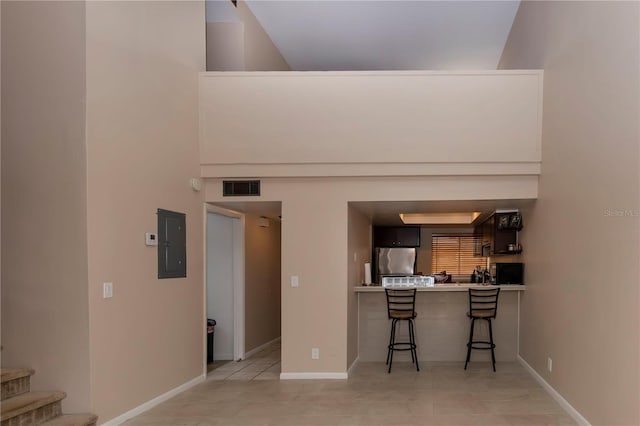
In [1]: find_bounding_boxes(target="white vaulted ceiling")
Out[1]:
[244,0,521,71]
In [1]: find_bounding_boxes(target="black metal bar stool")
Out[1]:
[464,287,500,372]
[385,287,419,373]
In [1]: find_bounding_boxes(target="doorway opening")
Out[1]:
[204,202,282,377]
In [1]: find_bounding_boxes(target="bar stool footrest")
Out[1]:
[388,342,417,351]
[468,340,495,350]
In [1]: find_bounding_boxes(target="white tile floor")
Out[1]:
[207,341,281,381]
[125,340,576,425]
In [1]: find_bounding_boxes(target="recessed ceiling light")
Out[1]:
[399,212,482,225]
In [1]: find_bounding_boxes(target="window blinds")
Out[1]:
[431,235,486,275]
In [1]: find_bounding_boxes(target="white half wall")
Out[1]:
[199,70,542,177]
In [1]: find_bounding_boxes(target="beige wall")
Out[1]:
[235,0,290,71]
[206,22,244,71]
[206,176,538,374]
[244,213,281,352]
[85,1,205,422]
[205,0,289,71]
[0,2,2,367]
[347,205,372,368]
[500,2,640,424]
[199,71,542,177]
[281,195,348,373]
[1,1,90,412]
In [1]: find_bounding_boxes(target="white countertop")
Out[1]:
[354,284,526,292]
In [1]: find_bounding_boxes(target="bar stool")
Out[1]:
[464,287,500,372]
[385,287,419,373]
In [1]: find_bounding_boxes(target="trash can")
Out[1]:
[207,319,216,363]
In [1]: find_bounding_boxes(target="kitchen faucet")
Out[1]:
[475,265,492,285]
[482,268,492,285]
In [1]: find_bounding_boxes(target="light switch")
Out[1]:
[291,275,299,288]
[103,282,113,299]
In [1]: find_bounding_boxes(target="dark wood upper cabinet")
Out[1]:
[373,226,421,248]
[474,212,522,256]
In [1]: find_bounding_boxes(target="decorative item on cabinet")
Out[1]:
[497,212,523,231]
[497,215,509,230]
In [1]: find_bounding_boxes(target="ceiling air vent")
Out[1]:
[223,180,260,196]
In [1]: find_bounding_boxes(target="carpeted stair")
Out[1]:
[0,368,97,426]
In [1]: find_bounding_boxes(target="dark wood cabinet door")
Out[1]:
[373,227,395,247]
[373,226,420,247]
[395,226,420,247]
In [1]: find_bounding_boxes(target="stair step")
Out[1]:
[0,368,35,383]
[0,391,65,425]
[1,368,35,400]
[41,414,98,426]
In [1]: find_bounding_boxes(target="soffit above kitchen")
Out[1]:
[208,200,533,226]
[351,199,535,226]
[243,0,521,71]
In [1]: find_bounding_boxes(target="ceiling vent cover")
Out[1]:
[223,180,260,196]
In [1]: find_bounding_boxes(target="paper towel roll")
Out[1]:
[364,262,372,285]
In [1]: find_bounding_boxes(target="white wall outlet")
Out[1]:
[291,275,299,288]
[547,357,553,372]
[103,282,113,299]
[311,348,319,360]
[353,252,357,263]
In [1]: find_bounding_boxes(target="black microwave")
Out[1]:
[495,263,524,285]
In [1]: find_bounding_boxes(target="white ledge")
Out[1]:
[200,162,541,179]
[355,284,526,292]
[200,70,543,78]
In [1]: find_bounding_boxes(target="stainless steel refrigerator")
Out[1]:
[376,247,417,282]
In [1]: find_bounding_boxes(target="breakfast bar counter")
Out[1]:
[355,284,525,363]
[355,284,526,292]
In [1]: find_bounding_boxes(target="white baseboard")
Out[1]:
[280,372,348,380]
[347,356,360,377]
[518,355,591,426]
[101,374,206,426]
[244,336,281,359]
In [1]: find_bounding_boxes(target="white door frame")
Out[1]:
[204,203,245,369]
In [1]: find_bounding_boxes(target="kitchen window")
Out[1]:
[431,234,486,275]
